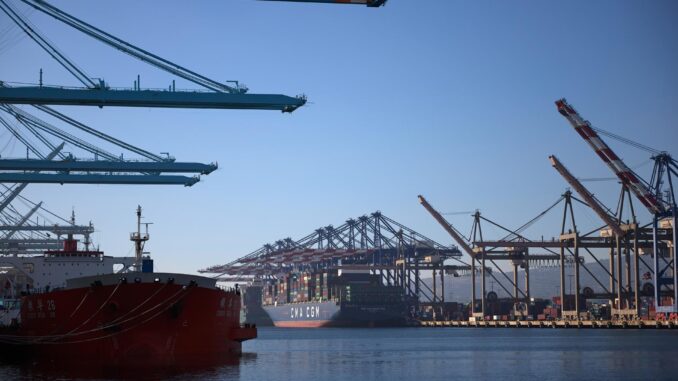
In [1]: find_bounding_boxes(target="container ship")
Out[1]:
[258,269,411,327]
[0,208,256,371]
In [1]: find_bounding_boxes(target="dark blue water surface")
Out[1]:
[2,327,677,380]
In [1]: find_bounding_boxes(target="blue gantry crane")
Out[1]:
[200,211,462,304]
[0,0,306,112]
[0,192,96,254]
[0,0,309,260]
[0,100,217,185]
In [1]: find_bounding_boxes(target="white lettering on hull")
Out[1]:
[289,305,321,319]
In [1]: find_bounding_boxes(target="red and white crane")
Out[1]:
[549,155,625,237]
[556,98,677,314]
[555,99,665,215]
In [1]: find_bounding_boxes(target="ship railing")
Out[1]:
[216,285,239,292]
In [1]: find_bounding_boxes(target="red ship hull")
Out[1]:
[0,273,256,372]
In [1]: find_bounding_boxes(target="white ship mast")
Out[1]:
[130,206,150,271]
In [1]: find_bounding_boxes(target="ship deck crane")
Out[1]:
[0,0,306,112]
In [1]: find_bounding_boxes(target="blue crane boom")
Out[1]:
[0,239,60,244]
[0,173,201,186]
[0,159,217,174]
[0,106,216,185]
[0,85,306,112]
[18,0,238,94]
[0,143,64,212]
[31,103,166,162]
[2,201,41,239]
[0,224,93,234]
[0,103,217,185]
[1,104,119,161]
[0,0,306,112]
[0,240,62,253]
[0,115,46,159]
[0,93,168,162]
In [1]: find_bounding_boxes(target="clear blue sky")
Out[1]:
[1,0,677,274]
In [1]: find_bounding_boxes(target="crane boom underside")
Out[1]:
[0,173,200,186]
[549,155,624,237]
[0,87,306,112]
[0,160,217,174]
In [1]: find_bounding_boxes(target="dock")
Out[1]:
[417,319,678,329]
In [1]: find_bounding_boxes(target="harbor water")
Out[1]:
[1,327,677,380]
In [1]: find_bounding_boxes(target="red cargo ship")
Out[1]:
[0,208,256,372]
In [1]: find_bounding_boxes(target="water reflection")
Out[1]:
[2,328,678,381]
[0,352,258,380]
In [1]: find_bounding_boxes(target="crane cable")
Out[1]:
[0,6,33,54]
[499,196,564,241]
[592,126,661,155]
[0,0,96,88]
